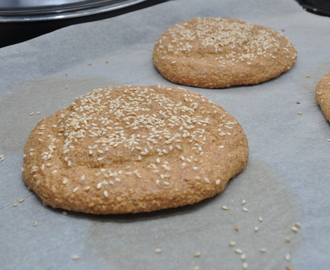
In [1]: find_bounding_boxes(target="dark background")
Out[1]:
[0,0,168,48]
[0,0,329,49]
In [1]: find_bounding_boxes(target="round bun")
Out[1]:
[153,17,297,89]
[22,85,248,214]
[316,72,330,121]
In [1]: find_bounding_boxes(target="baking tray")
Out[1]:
[0,0,148,22]
[297,0,330,16]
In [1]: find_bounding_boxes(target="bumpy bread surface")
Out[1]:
[316,72,330,121]
[153,17,297,89]
[22,85,248,214]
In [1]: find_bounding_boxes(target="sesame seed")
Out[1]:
[222,205,228,210]
[286,267,294,270]
[235,225,239,231]
[297,111,302,115]
[242,207,249,212]
[32,222,38,227]
[241,253,246,260]
[155,248,162,253]
[241,199,246,205]
[63,178,69,184]
[12,203,18,207]
[72,255,80,260]
[235,249,243,254]
[63,211,68,215]
[18,199,25,203]
[294,222,301,228]
[259,216,263,222]
[286,237,291,243]
[229,241,236,246]
[194,252,201,257]
[254,227,259,232]
[259,248,266,253]
[291,226,298,233]
[285,253,290,261]
[242,262,248,269]
[216,179,221,185]
[103,190,109,197]
[73,187,78,193]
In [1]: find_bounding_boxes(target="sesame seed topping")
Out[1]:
[242,262,248,269]
[72,255,80,260]
[229,241,236,246]
[235,249,243,254]
[103,190,109,197]
[32,222,38,227]
[222,205,228,210]
[259,216,263,222]
[18,199,25,203]
[63,178,69,184]
[242,207,249,212]
[259,248,266,253]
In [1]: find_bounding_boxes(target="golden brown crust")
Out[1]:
[152,17,297,89]
[316,72,330,121]
[22,85,248,214]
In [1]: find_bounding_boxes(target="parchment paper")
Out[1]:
[1,0,330,269]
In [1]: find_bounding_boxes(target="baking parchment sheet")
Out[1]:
[1,0,330,269]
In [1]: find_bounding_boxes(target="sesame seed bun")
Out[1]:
[152,17,297,88]
[22,85,248,214]
[316,72,330,122]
